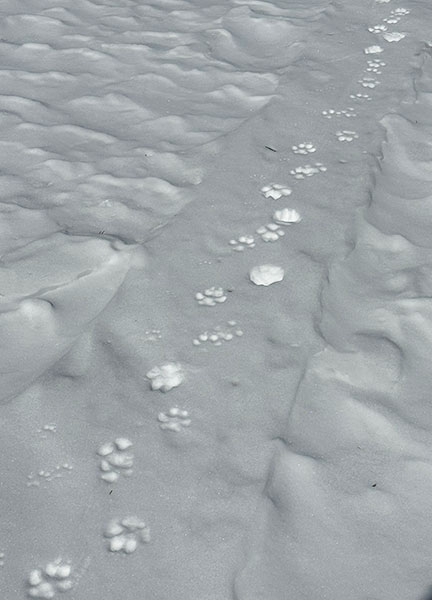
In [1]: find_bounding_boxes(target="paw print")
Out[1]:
[158,408,191,432]
[358,76,380,88]
[104,516,151,554]
[193,320,243,347]
[144,329,162,342]
[27,463,73,488]
[336,130,359,142]
[229,235,255,252]
[368,24,387,33]
[97,438,134,483]
[273,208,302,224]
[322,108,357,119]
[256,223,285,242]
[195,287,227,306]
[291,143,316,155]
[146,363,184,392]
[364,45,383,54]
[260,183,292,200]
[27,559,73,598]
[37,423,57,435]
[392,7,410,16]
[249,264,285,286]
[290,163,327,179]
[366,59,386,73]
[383,16,400,24]
[349,92,371,101]
[382,31,406,42]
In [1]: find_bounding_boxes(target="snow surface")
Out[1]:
[1,0,432,599]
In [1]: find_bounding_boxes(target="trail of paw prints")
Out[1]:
[322,107,357,119]
[195,286,227,306]
[291,142,316,155]
[368,7,409,41]
[27,463,73,488]
[383,7,410,25]
[97,438,134,483]
[158,408,191,432]
[104,516,151,554]
[369,23,406,41]
[193,320,243,347]
[336,130,359,142]
[228,207,302,252]
[290,163,327,179]
[27,559,74,598]
[227,208,301,252]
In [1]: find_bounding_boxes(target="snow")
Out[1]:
[1,0,432,599]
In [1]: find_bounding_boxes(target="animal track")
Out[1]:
[158,408,191,432]
[250,264,285,286]
[368,24,387,33]
[364,45,384,54]
[336,130,359,142]
[291,143,316,155]
[37,424,57,435]
[27,463,73,487]
[366,59,386,73]
[27,559,74,598]
[349,92,372,101]
[104,516,151,554]
[383,16,400,24]
[229,235,255,252]
[260,183,292,200]
[147,363,185,392]
[193,320,243,347]
[273,208,302,224]
[195,287,227,306]
[392,7,409,16]
[143,329,162,342]
[256,223,286,242]
[358,76,380,88]
[322,107,356,119]
[290,163,327,179]
[97,438,134,483]
[382,31,406,42]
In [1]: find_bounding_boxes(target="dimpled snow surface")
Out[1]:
[1,0,432,599]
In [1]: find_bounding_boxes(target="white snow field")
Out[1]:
[1,0,432,599]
